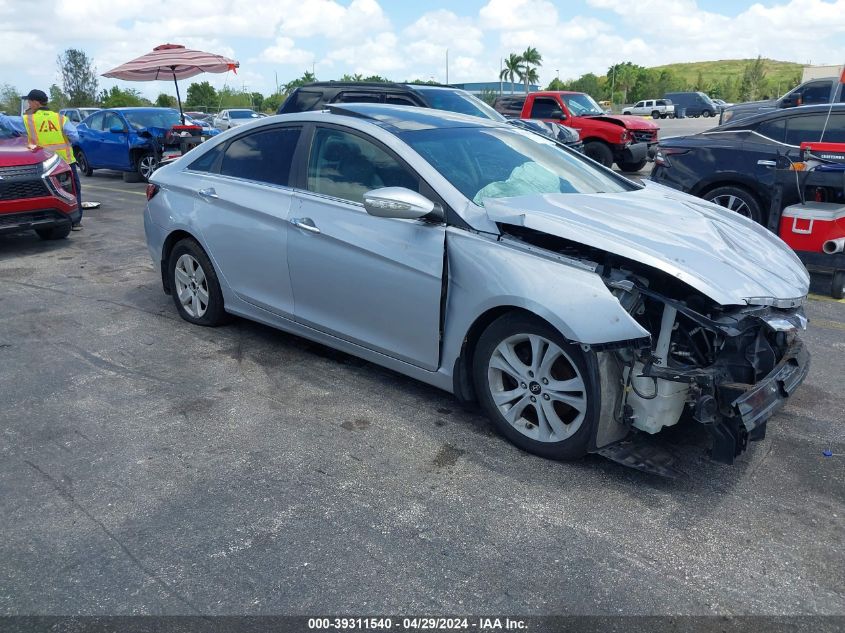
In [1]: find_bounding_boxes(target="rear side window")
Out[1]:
[756,118,786,143]
[335,92,383,104]
[281,90,323,113]
[220,127,302,186]
[785,114,845,145]
[385,95,417,106]
[188,144,224,173]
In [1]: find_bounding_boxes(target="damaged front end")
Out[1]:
[607,275,809,464]
[499,223,810,465]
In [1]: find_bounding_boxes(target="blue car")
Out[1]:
[74,107,191,182]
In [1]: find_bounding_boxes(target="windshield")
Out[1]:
[401,126,634,205]
[416,88,506,122]
[124,109,181,130]
[230,110,259,119]
[560,93,604,116]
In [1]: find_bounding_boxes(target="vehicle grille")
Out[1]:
[0,209,69,229]
[632,130,657,144]
[0,179,50,201]
[0,164,40,179]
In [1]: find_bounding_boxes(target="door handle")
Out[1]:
[291,217,321,234]
[198,187,218,199]
[757,160,777,167]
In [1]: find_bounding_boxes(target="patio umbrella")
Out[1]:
[102,44,239,123]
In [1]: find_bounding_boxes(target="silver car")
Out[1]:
[144,104,810,466]
[212,108,261,130]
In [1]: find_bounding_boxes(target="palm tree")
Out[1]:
[499,53,523,94]
[520,47,543,94]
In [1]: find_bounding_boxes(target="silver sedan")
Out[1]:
[145,104,810,466]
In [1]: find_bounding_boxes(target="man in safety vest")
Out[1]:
[0,89,83,229]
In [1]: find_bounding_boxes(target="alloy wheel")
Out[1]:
[486,333,587,443]
[174,254,209,318]
[711,193,752,218]
[139,155,157,180]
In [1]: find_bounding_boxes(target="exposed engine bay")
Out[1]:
[500,225,810,464]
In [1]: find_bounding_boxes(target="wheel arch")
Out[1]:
[160,229,200,294]
[692,176,768,207]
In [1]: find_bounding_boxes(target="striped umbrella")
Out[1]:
[102,44,239,122]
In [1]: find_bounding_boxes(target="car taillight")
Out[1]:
[653,147,690,168]
[146,183,160,200]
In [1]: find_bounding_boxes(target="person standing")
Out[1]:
[0,89,84,229]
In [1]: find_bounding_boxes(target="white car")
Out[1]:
[623,99,675,119]
[212,109,261,130]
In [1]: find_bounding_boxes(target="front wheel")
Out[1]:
[703,185,763,224]
[583,141,613,168]
[168,238,230,326]
[35,224,72,240]
[473,314,597,461]
[75,149,93,177]
[617,158,648,173]
[137,153,157,182]
[702,110,712,118]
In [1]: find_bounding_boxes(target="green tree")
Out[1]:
[739,56,767,101]
[499,53,523,94]
[340,73,365,82]
[263,92,286,113]
[57,48,98,106]
[607,62,640,104]
[155,93,177,107]
[546,78,565,91]
[217,87,252,108]
[99,86,146,107]
[520,47,542,94]
[569,72,601,98]
[0,83,20,114]
[49,84,68,109]
[250,92,264,111]
[284,70,317,93]
[185,81,218,110]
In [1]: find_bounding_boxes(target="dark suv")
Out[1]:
[277,82,583,151]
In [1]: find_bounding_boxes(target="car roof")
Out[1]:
[110,107,178,113]
[716,103,845,130]
[323,103,506,133]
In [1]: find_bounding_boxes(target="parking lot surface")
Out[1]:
[1,169,843,616]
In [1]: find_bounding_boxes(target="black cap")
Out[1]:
[24,89,49,103]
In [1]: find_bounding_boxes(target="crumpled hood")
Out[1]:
[584,114,659,130]
[483,182,809,307]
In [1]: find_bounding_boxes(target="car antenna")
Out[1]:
[819,63,845,142]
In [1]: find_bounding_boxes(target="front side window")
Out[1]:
[416,88,504,122]
[560,93,604,115]
[307,127,418,204]
[86,112,105,131]
[785,114,845,145]
[401,126,634,205]
[219,127,301,186]
[102,112,124,132]
[801,82,832,105]
[529,97,563,119]
[756,118,786,143]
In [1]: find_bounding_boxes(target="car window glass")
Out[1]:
[336,93,383,104]
[801,82,832,105]
[307,127,418,204]
[188,143,224,173]
[65,110,81,122]
[385,95,417,106]
[785,114,845,145]
[220,127,302,186]
[756,118,786,143]
[86,112,105,131]
[635,102,644,108]
[102,112,123,131]
[290,90,323,111]
[529,97,562,119]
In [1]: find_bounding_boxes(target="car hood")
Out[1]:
[0,136,51,167]
[483,181,809,307]
[582,114,659,130]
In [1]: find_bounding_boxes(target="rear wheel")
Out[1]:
[35,224,72,240]
[702,110,712,118]
[473,314,597,460]
[75,149,93,177]
[584,141,613,168]
[832,271,845,300]
[703,185,763,224]
[168,238,230,326]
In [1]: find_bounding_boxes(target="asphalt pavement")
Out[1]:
[0,168,843,618]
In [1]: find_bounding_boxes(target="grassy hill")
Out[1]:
[651,59,803,94]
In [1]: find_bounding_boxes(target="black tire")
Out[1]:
[660,113,668,119]
[622,110,631,116]
[472,313,598,461]
[703,185,764,224]
[584,141,613,168]
[75,149,93,176]
[137,152,157,182]
[832,271,845,300]
[651,110,660,119]
[35,224,72,240]
[167,238,230,326]
[702,110,712,118]
[617,158,648,173]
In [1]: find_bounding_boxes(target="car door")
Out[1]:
[77,111,107,167]
[287,125,446,370]
[100,111,131,169]
[190,125,304,316]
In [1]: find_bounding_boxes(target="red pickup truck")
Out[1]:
[493,91,660,172]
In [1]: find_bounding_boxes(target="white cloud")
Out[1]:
[255,37,314,66]
[480,0,559,30]
[324,32,407,78]
[278,0,391,41]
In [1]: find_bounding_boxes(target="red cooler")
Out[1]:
[778,202,845,253]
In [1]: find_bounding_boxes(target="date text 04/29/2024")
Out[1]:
[307,617,528,630]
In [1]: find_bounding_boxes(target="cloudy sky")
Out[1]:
[1,0,844,99]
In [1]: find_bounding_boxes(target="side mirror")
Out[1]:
[781,93,801,108]
[109,125,126,134]
[363,187,443,221]
[551,109,565,119]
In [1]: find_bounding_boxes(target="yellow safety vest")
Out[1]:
[23,110,75,164]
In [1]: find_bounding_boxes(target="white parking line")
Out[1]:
[83,184,146,197]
